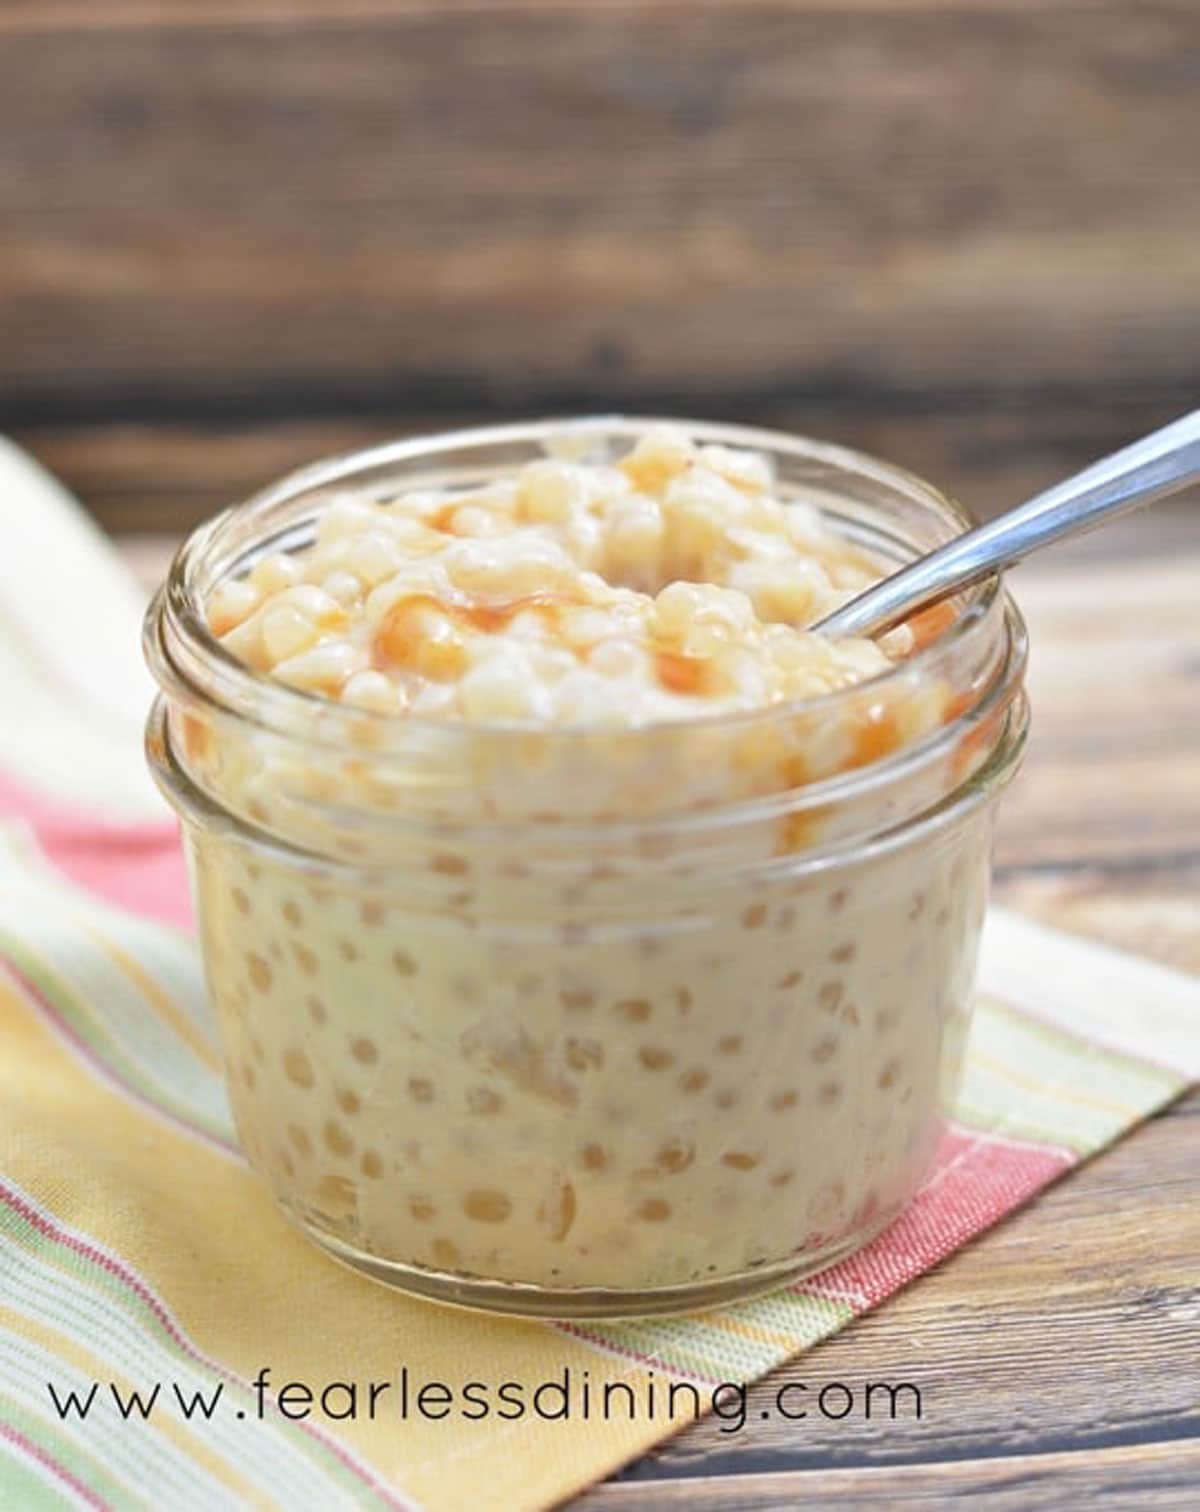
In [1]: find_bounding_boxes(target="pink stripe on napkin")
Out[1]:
[0,769,190,929]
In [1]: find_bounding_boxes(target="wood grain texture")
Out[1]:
[118,516,1200,1508]
[13,392,1198,536]
[2,0,1197,466]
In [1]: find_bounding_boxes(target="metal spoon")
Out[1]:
[813,409,1200,640]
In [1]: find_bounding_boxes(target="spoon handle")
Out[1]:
[814,408,1200,640]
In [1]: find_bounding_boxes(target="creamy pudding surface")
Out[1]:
[208,425,937,729]
[161,423,1010,1315]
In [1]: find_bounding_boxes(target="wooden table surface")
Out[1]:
[118,495,1200,1510]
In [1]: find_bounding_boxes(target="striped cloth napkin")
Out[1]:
[1,441,1197,1511]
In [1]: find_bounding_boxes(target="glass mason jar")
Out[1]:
[144,418,1028,1319]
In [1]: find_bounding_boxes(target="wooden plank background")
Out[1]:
[4,0,1198,532]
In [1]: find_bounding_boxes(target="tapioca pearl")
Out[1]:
[306,994,327,1027]
[351,1036,379,1066]
[818,980,844,1013]
[542,1180,577,1242]
[431,852,471,878]
[615,998,652,1023]
[580,1143,609,1172]
[283,1047,315,1089]
[323,1119,355,1158]
[655,1140,694,1173]
[408,1077,435,1104]
[292,942,320,978]
[777,969,804,991]
[811,1035,838,1064]
[636,1198,671,1222]
[431,1237,461,1269]
[770,1089,798,1111]
[315,1172,356,1214]
[360,1149,384,1180]
[565,1038,604,1071]
[839,1001,861,1028]
[878,1058,902,1090]
[463,1189,512,1223]
[336,1087,362,1117]
[392,949,418,977]
[935,904,952,928]
[679,1068,710,1094]
[818,1080,842,1106]
[560,988,594,1013]
[717,1035,742,1056]
[408,1196,436,1222]
[287,1123,313,1157]
[280,898,304,928]
[830,941,856,964]
[247,954,272,993]
[638,1046,674,1071]
[675,986,693,1015]
[909,890,927,921]
[467,1086,504,1116]
[232,887,251,916]
[722,1151,761,1171]
[768,1168,795,1188]
[741,902,768,930]
[338,939,359,963]
[714,1088,738,1110]
[829,888,849,913]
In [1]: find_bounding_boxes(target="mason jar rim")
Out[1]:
[146,620,1028,884]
